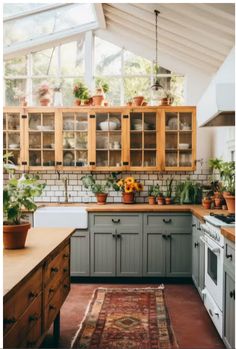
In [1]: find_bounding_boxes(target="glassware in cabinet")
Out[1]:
[3,112,21,166]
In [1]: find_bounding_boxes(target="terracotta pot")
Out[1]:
[92,95,104,106]
[96,193,108,205]
[148,196,156,205]
[142,101,148,106]
[165,197,172,205]
[202,198,211,210]
[127,101,132,106]
[160,98,169,106]
[40,98,50,106]
[224,195,235,214]
[75,99,81,106]
[223,191,231,199]
[157,197,165,205]
[3,222,31,249]
[83,99,91,106]
[122,192,135,204]
[133,96,144,106]
[214,197,222,209]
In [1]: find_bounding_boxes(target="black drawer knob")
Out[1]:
[194,242,199,248]
[63,253,69,259]
[29,314,39,322]
[163,218,172,224]
[162,234,167,239]
[192,224,196,227]
[28,291,38,299]
[49,305,57,311]
[49,288,55,294]
[112,219,120,224]
[51,267,59,273]
[226,253,233,260]
[230,290,235,299]
[4,317,16,325]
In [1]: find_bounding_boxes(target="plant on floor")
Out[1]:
[148,184,160,204]
[3,155,46,249]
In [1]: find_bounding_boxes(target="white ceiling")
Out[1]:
[96,3,235,76]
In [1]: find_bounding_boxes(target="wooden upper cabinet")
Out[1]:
[162,107,196,171]
[3,106,196,172]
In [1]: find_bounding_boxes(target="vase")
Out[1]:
[122,192,135,204]
[3,221,31,249]
[157,197,165,205]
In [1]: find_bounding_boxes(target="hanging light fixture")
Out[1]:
[151,10,163,91]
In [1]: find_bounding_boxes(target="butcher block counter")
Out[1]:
[3,227,75,348]
[221,227,235,243]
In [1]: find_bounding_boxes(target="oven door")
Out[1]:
[204,235,223,311]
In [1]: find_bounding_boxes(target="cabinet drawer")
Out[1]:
[19,319,41,348]
[144,214,192,232]
[91,213,141,228]
[44,243,70,285]
[224,239,235,272]
[4,294,42,348]
[44,266,69,306]
[44,276,70,332]
[4,267,42,334]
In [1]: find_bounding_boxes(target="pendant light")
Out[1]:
[151,10,163,91]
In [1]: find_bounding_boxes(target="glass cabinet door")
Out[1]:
[3,111,22,166]
[62,112,88,167]
[28,112,55,167]
[95,112,122,168]
[130,111,158,169]
[164,111,193,169]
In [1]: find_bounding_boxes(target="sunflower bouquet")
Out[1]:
[116,176,143,193]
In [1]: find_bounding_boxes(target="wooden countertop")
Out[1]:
[221,227,235,243]
[3,227,75,298]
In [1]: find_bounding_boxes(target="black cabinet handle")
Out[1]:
[230,290,235,299]
[163,218,172,224]
[162,234,167,239]
[197,227,201,231]
[192,224,196,227]
[29,314,39,322]
[56,161,62,165]
[166,235,171,239]
[49,305,57,311]
[51,267,59,273]
[49,288,55,294]
[28,291,38,299]
[194,242,199,248]
[89,162,96,165]
[4,317,16,325]
[112,219,120,224]
[116,233,121,238]
[123,162,129,165]
[226,253,233,260]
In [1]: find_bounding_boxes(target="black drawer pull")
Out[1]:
[63,253,69,259]
[192,224,196,227]
[64,284,69,289]
[4,317,16,325]
[123,162,129,165]
[29,314,39,322]
[49,305,57,311]
[112,219,120,224]
[162,234,167,239]
[163,218,172,224]
[226,253,233,260]
[166,235,171,239]
[194,242,199,248]
[56,161,62,165]
[49,288,55,294]
[89,162,96,165]
[197,227,201,231]
[116,233,121,238]
[28,291,38,299]
[51,267,59,273]
[230,290,235,299]
[63,268,68,273]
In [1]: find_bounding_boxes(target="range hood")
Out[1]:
[201,83,235,127]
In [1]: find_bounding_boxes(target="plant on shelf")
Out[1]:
[148,184,160,205]
[165,178,173,204]
[93,78,109,106]
[73,82,90,106]
[174,179,202,205]
[219,161,235,213]
[37,81,51,106]
[208,158,223,197]
[82,174,114,205]
[3,154,46,249]
[115,176,143,204]
[13,87,27,106]
[158,89,175,106]
[157,192,165,205]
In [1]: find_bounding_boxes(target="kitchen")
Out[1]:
[2,2,235,349]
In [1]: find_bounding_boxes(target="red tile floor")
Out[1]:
[42,283,225,349]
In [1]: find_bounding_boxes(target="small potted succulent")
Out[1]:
[157,192,165,205]
[82,174,113,205]
[37,81,51,106]
[73,82,90,106]
[159,89,174,106]
[115,176,143,204]
[148,184,160,205]
[202,192,212,210]
[3,154,45,249]
[165,178,173,205]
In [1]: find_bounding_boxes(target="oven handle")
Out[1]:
[200,236,207,244]
[200,234,222,253]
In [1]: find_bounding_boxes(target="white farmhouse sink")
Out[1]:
[34,206,88,229]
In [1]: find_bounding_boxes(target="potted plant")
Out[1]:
[3,156,45,249]
[208,158,223,199]
[148,184,159,205]
[82,174,113,205]
[132,95,144,106]
[73,82,90,106]
[115,176,143,204]
[174,179,202,205]
[165,178,173,205]
[202,193,212,210]
[93,79,109,106]
[157,192,165,205]
[37,81,51,106]
[13,87,27,106]
[159,89,174,106]
[220,161,235,213]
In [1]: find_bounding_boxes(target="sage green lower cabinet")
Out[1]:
[90,213,142,277]
[192,215,205,298]
[143,213,192,277]
[71,230,90,276]
[223,238,235,349]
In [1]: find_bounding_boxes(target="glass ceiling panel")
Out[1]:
[4,3,96,47]
[3,3,47,17]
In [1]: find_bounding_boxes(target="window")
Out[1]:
[3,35,184,106]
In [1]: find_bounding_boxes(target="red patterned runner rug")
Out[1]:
[71,286,179,349]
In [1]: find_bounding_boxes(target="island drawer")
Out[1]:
[44,267,70,306]
[44,243,70,285]
[4,294,42,348]
[4,267,42,335]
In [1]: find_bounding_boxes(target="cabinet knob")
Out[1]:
[116,233,121,238]
[4,317,16,325]
[28,291,38,299]
[226,253,233,260]
[163,218,172,224]
[49,305,57,311]
[112,219,120,224]
[162,234,167,239]
[51,267,59,273]
[63,268,68,273]
[166,235,171,239]
[64,284,69,289]
[192,224,196,227]
[230,290,235,299]
[29,313,39,322]
[63,253,69,259]
[194,242,199,248]
[49,288,55,294]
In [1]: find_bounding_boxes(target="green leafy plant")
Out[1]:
[95,78,109,93]
[73,82,89,100]
[166,178,173,198]
[148,184,160,197]
[220,161,235,195]
[174,179,202,204]
[82,174,115,194]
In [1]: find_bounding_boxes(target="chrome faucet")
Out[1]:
[62,175,69,203]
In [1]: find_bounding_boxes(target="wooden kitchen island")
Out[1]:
[3,227,75,348]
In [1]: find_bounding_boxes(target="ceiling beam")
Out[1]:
[104,8,225,62]
[105,22,217,74]
[109,4,233,50]
[193,3,235,22]
[94,3,106,29]
[133,4,234,43]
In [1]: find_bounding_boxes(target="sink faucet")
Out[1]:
[62,175,69,203]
